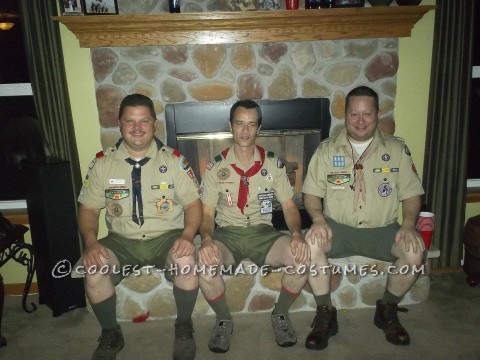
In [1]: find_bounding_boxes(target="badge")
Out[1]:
[156,199,174,215]
[109,179,125,185]
[107,202,123,216]
[105,189,130,200]
[382,167,390,173]
[378,183,393,197]
[327,173,351,185]
[382,154,390,161]
[226,193,234,206]
[391,168,399,172]
[404,145,411,156]
[217,168,230,180]
[160,182,169,189]
[179,157,191,171]
[373,168,382,173]
[206,162,214,170]
[258,192,275,201]
[412,164,418,175]
[333,156,345,167]
[159,165,167,173]
[266,174,273,181]
[261,169,268,176]
[260,200,273,214]
[331,185,345,190]
[151,185,160,189]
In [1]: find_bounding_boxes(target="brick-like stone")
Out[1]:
[184,2,203,12]
[316,40,342,60]
[260,271,283,291]
[301,79,331,98]
[147,290,178,318]
[248,293,275,311]
[359,279,387,306]
[160,79,187,102]
[120,46,161,61]
[257,63,274,76]
[119,296,145,320]
[325,62,361,87]
[130,82,158,99]
[226,0,256,10]
[344,39,378,59]
[193,44,227,78]
[117,0,157,14]
[112,63,137,85]
[268,66,296,100]
[224,274,255,312]
[153,100,164,116]
[91,48,119,83]
[330,269,343,293]
[291,43,315,75]
[337,285,357,308]
[137,61,163,83]
[331,90,346,120]
[346,272,362,285]
[96,85,126,128]
[187,81,234,101]
[379,38,398,50]
[207,0,232,11]
[121,272,162,293]
[381,80,397,97]
[221,68,236,83]
[259,43,288,64]
[231,44,256,71]
[379,116,395,135]
[379,98,394,117]
[237,74,263,100]
[365,52,399,82]
[161,45,188,65]
[168,68,198,82]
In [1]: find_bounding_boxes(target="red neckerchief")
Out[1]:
[221,146,266,214]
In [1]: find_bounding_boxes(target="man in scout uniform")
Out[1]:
[78,94,202,360]
[302,86,425,350]
[198,100,326,353]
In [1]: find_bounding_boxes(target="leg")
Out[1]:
[198,240,235,353]
[374,238,425,346]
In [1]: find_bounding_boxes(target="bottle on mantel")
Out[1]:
[305,0,320,9]
[319,0,336,7]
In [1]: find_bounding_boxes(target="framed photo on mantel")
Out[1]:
[59,0,84,15]
[81,0,119,15]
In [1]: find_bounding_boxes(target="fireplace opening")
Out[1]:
[165,98,331,230]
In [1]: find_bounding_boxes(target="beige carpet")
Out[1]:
[1,271,479,360]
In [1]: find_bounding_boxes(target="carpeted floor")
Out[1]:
[1,271,479,360]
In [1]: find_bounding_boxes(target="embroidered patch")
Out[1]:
[260,200,273,214]
[159,165,167,173]
[206,162,214,170]
[373,168,382,173]
[105,189,130,200]
[109,179,125,185]
[378,183,393,197]
[107,202,123,216]
[217,168,230,180]
[261,169,268,176]
[156,199,174,215]
[382,154,390,161]
[382,167,390,173]
[266,174,273,181]
[404,145,411,156]
[89,159,97,169]
[179,157,191,171]
[391,168,399,172]
[258,192,275,201]
[333,156,345,167]
[225,193,234,207]
[327,173,351,185]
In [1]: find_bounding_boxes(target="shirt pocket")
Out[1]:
[105,189,131,217]
[373,172,397,198]
[218,182,237,207]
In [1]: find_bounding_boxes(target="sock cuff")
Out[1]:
[281,286,300,296]
[206,292,225,302]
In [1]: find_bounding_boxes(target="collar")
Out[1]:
[224,145,263,168]
[113,137,163,161]
[332,127,386,152]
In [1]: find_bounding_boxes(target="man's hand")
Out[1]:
[198,238,220,267]
[83,242,110,268]
[305,219,332,248]
[395,224,425,254]
[289,233,310,264]
[171,236,196,258]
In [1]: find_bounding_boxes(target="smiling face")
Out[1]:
[345,95,379,143]
[118,105,157,157]
[230,106,261,149]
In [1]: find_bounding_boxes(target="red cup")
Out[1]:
[416,211,435,249]
[286,0,299,9]
[420,230,433,249]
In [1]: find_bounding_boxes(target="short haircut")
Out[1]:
[345,86,379,113]
[118,94,156,120]
[229,100,262,126]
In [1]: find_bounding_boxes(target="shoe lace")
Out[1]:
[175,321,194,341]
[273,314,291,332]
[215,321,230,339]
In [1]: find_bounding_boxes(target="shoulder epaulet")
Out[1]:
[96,150,105,159]
[267,151,275,159]
[159,145,175,154]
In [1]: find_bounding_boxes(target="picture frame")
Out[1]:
[81,0,119,15]
[59,0,84,15]
[335,0,365,7]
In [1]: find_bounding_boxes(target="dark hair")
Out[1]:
[345,86,379,113]
[118,94,156,120]
[229,100,262,126]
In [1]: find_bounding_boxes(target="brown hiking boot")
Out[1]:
[305,305,338,350]
[374,300,410,345]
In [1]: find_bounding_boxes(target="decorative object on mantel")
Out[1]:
[257,0,280,10]
[227,0,257,10]
[367,0,393,6]
[305,0,320,8]
[81,0,119,15]
[320,0,336,7]
[286,0,300,10]
[59,0,84,15]
[168,0,181,13]
[396,0,422,5]
[336,0,365,7]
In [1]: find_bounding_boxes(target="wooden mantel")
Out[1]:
[54,6,434,48]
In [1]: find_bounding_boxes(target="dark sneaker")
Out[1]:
[374,300,410,345]
[91,326,124,360]
[173,321,196,360]
[271,313,297,347]
[305,305,338,350]
[208,319,233,353]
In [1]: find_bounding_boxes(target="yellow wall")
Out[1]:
[2,3,438,284]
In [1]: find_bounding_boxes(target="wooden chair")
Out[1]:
[0,212,36,347]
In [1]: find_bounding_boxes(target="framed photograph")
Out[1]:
[59,0,84,15]
[335,0,365,7]
[81,0,119,15]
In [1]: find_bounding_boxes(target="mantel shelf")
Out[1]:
[53,5,434,48]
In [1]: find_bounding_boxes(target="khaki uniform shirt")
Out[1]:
[201,146,293,227]
[78,138,200,240]
[302,128,424,228]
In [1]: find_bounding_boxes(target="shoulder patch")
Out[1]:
[96,150,105,159]
[214,154,223,163]
[277,157,285,168]
[267,151,275,159]
[172,149,181,157]
[206,161,214,170]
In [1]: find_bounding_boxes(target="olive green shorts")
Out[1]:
[325,218,399,262]
[99,229,183,284]
[212,224,285,268]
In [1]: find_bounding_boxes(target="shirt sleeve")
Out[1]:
[172,156,201,207]
[302,146,328,198]
[78,157,107,209]
[200,163,220,207]
[396,143,425,201]
[272,160,294,204]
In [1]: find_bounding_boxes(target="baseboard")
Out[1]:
[4,282,38,296]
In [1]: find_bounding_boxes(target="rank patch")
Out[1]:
[217,168,230,180]
[261,169,268,176]
[378,183,393,197]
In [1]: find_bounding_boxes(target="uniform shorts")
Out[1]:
[213,224,286,268]
[325,218,399,262]
[98,229,183,284]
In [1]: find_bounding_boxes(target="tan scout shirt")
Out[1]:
[302,128,424,228]
[201,146,293,227]
[78,138,200,240]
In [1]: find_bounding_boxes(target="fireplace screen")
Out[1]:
[165,98,331,229]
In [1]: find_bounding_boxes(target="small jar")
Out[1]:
[319,0,336,8]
